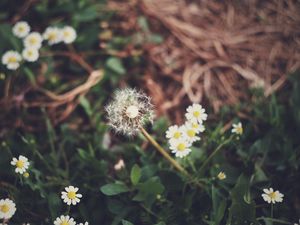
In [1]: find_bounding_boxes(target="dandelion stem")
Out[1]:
[198,136,233,176]
[140,127,190,177]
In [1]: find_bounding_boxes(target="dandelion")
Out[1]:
[1,50,22,70]
[217,171,226,180]
[181,124,200,143]
[0,198,16,219]
[23,32,43,49]
[61,186,82,205]
[185,103,207,124]
[114,159,125,171]
[169,138,192,158]
[262,188,284,204]
[43,27,62,45]
[105,88,154,136]
[53,215,76,225]
[165,125,182,140]
[61,26,77,44]
[12,21,30,38]
[22,48,39,62]
[231,122,243,135]
[10,155,30,174]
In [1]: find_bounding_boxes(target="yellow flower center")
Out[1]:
[67,191,76,199]
[29,38,37,45]
[268,192,276,199]
[236,127,243,134]
[16,160,24,168]
[193,111,200,117]
[177,143,186,151]
[0,204,9,213]
[192,123,199,129]
[61,220,69,225]
[48,33,57,41]
[187,129,195,137]
[18,27,24,32]
[173,132,181,139]
[64,31,70,37]
[8,57,17,63]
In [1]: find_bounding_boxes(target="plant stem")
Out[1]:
[198,137,233,176]
[257,217,292,225]
[271,203,274,225]
[140,127,190,177]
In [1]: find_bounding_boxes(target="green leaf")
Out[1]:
[106,57,126,75]
[130,164,141,185]
[79,96,93,117]
[100,183,129,196]
[122,220,134,225]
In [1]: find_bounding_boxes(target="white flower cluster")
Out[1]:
[1,21,77,70]
[166,103,207,158]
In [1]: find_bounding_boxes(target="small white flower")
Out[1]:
[61,26,77,44]
[43,27,62,45]
[181,124,200,143]
[261,188,284,204]
[0,198,16,219]
[185,103,207,124]
[294,219,300,225]
[217,171,226,180]
[184,121,205,134]
[169,138,192,158]
[53,215,76,225]
[78,222,88,225]
[12,21,30,38]
[231,122,243,135]
[10,155,30,174]
[105,88,154,136]
[1,50,22,70]
[22,48,39,62]
[23,32,43,49]
[114,159,125,171]
[165,125,183,140]
[61,186,82,205]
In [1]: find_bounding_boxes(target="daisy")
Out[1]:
[181,124,200,143]
[217,171,226,180]
[78,222,88,225]
[43,27,62,45]
[61,186,82,205]
[185,121,205,134]
[169,138,192,158]
[22,47,39,62]
[185,103,207,124]
[10,155,30,174]
[165,125,183,140]
[262,188,284,204]
[12,21,30,38]
[23,32,43,49]
[0,198,16,219]
[1,50,22,70]
[53,215,76,225]
[231,122,243,135]
[114,159,125,171]
[61,26,77,44]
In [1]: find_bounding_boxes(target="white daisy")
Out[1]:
[43,27,62,45]
[10,155,30,174]
[0,198,16,219]
[165,125,183,140]
[23,32,43,49]
[53,215,76,225]
[185,103,207,124]
[22,48,39,62]
[181,124,200,143]
[12,21,30,38]
[1,50,22,70]
[217,171,226,180]
[78,222,88,225]
[184,121,205,134]
[114,159,125,171]
[61,186,82,205]
[169,138,192,158]
[61,26,77,44]
[231,122,243,135]
[261,188,284,204]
